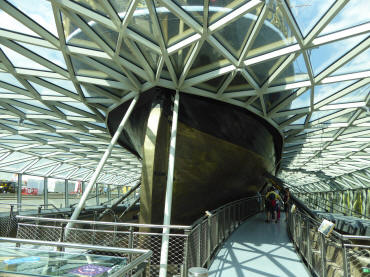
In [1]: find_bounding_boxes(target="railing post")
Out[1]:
[44,177,48,208]
[182,230,190,277]
[65,180,69,208]
[306,220,312,267]
[96,183,99,206]
[197,226,201,266]
[320,233,327,277]
[128,226,134,264]
[206,216,211,267]
[17,174,22,212]
[341,241,349,277]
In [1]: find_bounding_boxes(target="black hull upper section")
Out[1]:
[107,88,282,173]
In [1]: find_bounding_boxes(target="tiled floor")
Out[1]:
[208,213,311,277]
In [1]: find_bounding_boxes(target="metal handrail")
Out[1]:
[288,197,370,277]
[17,215,191,230]
[304,196,370,219]
[0,202,62,214]
[13,195,262,277]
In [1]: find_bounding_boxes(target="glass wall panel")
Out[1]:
[85,181,97,207]
[68,180,82,207]
[48,178,65,209]
[0,171,17,214]
[20,174,45,213]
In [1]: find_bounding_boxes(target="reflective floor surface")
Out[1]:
[209,213,311,277]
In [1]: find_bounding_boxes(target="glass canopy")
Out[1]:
[0,0,368,191]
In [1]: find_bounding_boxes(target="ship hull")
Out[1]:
[108,89,282,225]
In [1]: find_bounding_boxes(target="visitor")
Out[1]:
[265,187,282,223]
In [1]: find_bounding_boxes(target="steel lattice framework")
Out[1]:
[0,0,368,190]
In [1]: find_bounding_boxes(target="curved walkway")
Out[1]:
[208,213,311,277]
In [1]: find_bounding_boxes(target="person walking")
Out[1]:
[265,187,282,223]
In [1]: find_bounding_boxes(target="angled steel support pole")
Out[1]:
[44,177,48,207]
[65,179,69,208]
[159,91,179,277]
[17,174,22,211]
[65,94,139,234]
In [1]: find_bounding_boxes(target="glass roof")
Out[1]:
[0,0,368,190]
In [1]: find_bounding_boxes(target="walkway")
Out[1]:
[208,213,311,277]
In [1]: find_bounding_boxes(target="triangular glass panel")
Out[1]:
[274,114,295,124]
[170,44,193,76]
[127,6,157,45]
[93,85,126,98]
[32,158,55,168]
[160,63,172,81]
[251,97,263,112]
[208,0,253,25]
[328,111,356,124]
[56,107,84,117]
[332,83,370,104]
[0,45,51,71]
[314,80,357,104]
[195,74,228,93]
[61,12,100,50]
[40,78,78,95]
[1,152,32,163]
[321,0,370,36]
[289,88,311,109]
[118,40,141,66]
[0,8,40,37]
[329,47,370,77]
[137,41,160,72]
[288,0,336,37]
[309,110,339,122]
[173,0,203,25]
[154,1,197,47]
[0,72,25,89]
[0,88,17,94]
[224,71,253,93]
[264,89,296,112]
[109,0,130,15]
[271,54,309,86]
[18,42,66,69]
[188,41,231,78]
[213,7,258,59]
[8,0,58,36]
[28,81,61,96]
[20,100,53,111]
[290,116,307,125]
[82,16,118,51]
[71,0,107,17]
[70,56,113,80]
[309,34,368,76]
[247,55,286,86]
[247,4,296,58]
[95,56,129,76]
[28,164,59,176]
[3,160,35,171]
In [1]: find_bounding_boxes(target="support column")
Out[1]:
[159,91,179,277]
[17,174,22,211]
[96,183,99,206]
[108,185,111,204]
[65,179,69,208]
[65,95,139,231]
[44,177,48,207]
